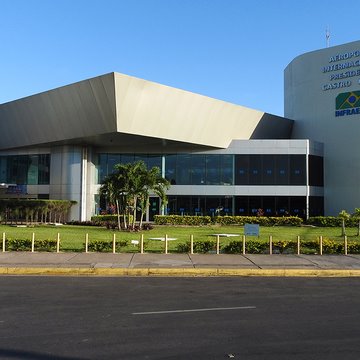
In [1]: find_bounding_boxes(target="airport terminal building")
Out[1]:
[3,40,360,221]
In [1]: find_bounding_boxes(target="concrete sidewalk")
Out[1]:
[1,252,360,276]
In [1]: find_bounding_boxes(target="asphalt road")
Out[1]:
[0,277,359,360]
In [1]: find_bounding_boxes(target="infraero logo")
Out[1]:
[335,91,360,117]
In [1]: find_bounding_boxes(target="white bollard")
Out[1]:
[216,235,220,255]
[2,232,5,252]
[269,235,273,255]
[190,235,194,255]
[242,235,246,255]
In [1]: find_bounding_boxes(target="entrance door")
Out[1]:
[149,197,160,221]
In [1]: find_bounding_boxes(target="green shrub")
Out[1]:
[91,215,133,224]
[86,239,128,252]
[155,215,302,226]
[154,215,212,226]
[175,240,215,253]
[4,238,57,251]
[348,242,360,254]
[272,240,297,254]
[306,216,358,227]
[222,240,243,254]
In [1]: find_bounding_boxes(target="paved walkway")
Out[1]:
[1,252,360,276]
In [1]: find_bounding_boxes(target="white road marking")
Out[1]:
[132,306,256,315]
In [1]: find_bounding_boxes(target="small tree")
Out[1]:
[99,161,170,230]
[338,210,350,236]
[353,208,360,236]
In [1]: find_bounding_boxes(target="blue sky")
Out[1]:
[1,0,359,116]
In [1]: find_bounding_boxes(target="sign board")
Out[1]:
[244,223,260,236]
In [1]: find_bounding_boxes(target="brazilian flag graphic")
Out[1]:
[336,91,360,110]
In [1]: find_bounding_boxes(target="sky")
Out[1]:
[0,0,359,116]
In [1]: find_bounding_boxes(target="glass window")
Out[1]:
[275,155,289,185]
[309,155,324,186]
[249,155,262,185]
[248,196,262,215]
[165,155,177,185]
[290,155,306,185]
[38,154,50,185]
[262,155,276,185]
[98,154,108,183]
[27,155,39,185]
[262,196,275,216]
[235,196,248,215]
[235,155,249,185]
[119,155,134,164]
[206,155,220,185]
[289,196,306,217]
[309,196,324,216]
[176,155,192,185]
[276,196,289,215]
[191,155,206,185]
[108,154,121,173]
[0,157,7,183]
[146,155,162,170]
[220,155,233,185]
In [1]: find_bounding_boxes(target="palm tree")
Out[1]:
[338,210,350,236]
[137,165,170,229]
[99,161,170,230]
[100,170,125,230]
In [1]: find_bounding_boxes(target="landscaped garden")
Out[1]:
[1,216,360,254]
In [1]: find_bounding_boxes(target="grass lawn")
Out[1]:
[0,223,359,253]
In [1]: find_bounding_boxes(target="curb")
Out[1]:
[1,267,360,277]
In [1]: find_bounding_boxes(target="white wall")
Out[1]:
[285,40,360,215]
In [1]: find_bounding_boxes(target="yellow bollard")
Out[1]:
[344,235,348,255]
[297,236,300,255]
[242,235,246,255]
[113,233,116,254]
[319,236,323,255]
[57,233,60,253]
[31,233,35,253]
[140,234,144,254]
[85,233,89,253]
[269,235,273,255]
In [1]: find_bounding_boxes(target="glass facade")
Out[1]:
[167,195,323,217]
[167,196,233,216]
[235,155,306,185]
[98,154,162,183]
[164,154,233,185]
[97,152,324,218]
[235,196,307,217]
[0,154,50,185]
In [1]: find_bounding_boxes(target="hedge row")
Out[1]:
[306,216,360,227]
[1,239,57,252]
[86,240,128,252]
[154,215,303,226]
[1,237,359,254]
[176,239,360,255]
